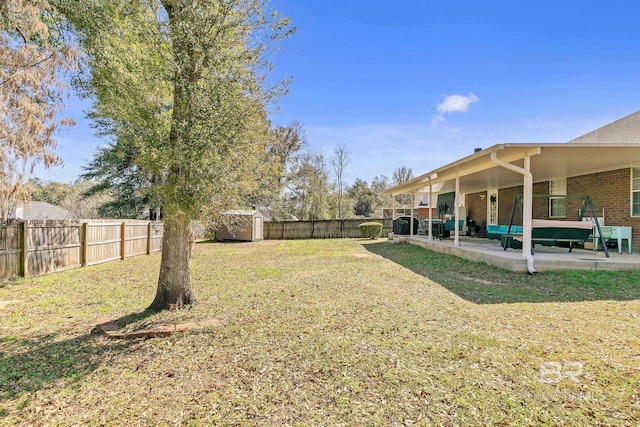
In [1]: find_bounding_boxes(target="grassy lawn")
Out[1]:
[1,239,639,426]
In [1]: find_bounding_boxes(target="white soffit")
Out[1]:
[387,143,640,195]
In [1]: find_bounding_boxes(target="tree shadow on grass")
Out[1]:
[108,307,158,327]
[0,309,158,404]
[363,241,640,304]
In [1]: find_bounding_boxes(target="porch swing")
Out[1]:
[501,194,609,257]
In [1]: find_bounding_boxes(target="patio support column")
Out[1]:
[392,197,396,221]
[522,155,533,262]
[428,183,433,241]
[410,192,415,236]
[454,176,460,246]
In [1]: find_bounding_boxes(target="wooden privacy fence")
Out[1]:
[264,218,393,240]
[0,219,163,281]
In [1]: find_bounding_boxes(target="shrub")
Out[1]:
[358,222,383,239]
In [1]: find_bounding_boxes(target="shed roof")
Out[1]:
[222,210,263,217]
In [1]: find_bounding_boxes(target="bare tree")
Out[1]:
[0,0,77,219]
[331,144,350,219]
[392,166,414,207]
[392,166,413,186]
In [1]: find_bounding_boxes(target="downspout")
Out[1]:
[454,176,460,246]
[490,152,537,274]
[428,182,433,241]
[410,192,415,236]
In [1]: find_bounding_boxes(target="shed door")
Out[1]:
[255,217,263,240]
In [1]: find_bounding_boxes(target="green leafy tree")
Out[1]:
[348,178,375,217]
[60,0,293,309]
[29,178,73,205]
[82,141,162,219]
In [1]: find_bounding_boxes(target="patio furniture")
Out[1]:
[503,193,609,257]
[393,218,409,235]
[593,225,632,254]
[417,219,442,237]
[393,216,419,235]
[487,224,523,240]
[417,219,427,236]
[502,219,593,253]
[445,219,464,233]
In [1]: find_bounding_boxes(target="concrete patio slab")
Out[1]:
[396,235,640,272]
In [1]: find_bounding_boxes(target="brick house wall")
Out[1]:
[568,168,640,250]
[497,182,550,225]
[417,207,437,219]
[465,192,487,225]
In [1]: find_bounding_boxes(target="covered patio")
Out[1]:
[385,142,640,273]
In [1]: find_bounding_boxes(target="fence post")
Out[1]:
[20,221,28,278]
[82,222,88,266]
[121,222,126,260]
[147,222,152,255]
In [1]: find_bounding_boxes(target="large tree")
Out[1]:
[0,0,77,219]
[61,0,293,309]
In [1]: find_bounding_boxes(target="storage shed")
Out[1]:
[216,210,264,242]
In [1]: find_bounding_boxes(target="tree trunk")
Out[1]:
[149,209,192,310]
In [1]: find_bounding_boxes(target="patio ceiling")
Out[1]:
[385,143,640,196]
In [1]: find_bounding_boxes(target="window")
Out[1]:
[549,178,566,218]
[632,167,640,216]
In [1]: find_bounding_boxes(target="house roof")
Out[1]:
[22,201,71,219]
[385,111,640,196]
[568,110,640,144]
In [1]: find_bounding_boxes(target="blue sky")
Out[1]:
[43,0,640,186]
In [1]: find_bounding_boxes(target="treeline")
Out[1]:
[29,122,414,221]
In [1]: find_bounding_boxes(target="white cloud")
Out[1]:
[432,92,479,125]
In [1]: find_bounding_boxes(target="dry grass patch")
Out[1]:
[1,239,639,425]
